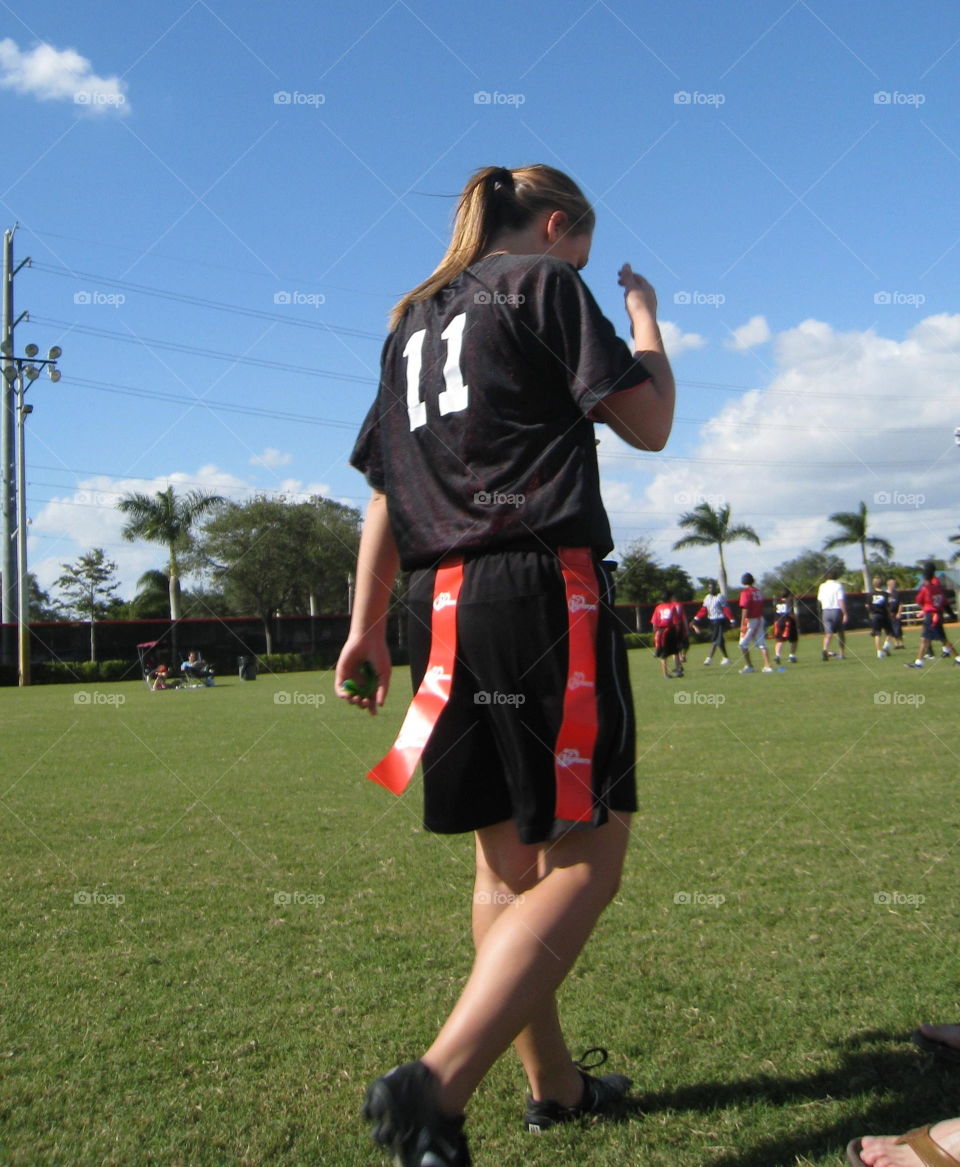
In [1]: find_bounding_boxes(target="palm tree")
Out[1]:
[673,502,760,596]
[949,527,960,565]
[822,500,894,594]
[117,486,224,657]
[129,569,173,619]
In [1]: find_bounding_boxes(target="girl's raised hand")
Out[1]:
[618,264,658,315]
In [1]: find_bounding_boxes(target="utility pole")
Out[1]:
[1,343,62,686]
[1,226,29,668]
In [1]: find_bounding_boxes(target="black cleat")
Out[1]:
[363,1061,472,1166]
[523,1048,631,1133]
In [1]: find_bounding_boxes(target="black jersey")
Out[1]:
[350,254,651,570]
[870,589,889,614]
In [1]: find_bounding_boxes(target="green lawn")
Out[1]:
[1,632,958,1166]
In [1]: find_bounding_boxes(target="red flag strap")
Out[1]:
[553,548,600,823]
[367,558,464,795]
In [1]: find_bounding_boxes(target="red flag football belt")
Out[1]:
[367,548,601,824]
[366,557,464,795]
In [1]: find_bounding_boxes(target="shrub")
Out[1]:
[27,660,138,685]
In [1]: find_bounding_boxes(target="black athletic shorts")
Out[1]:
[923,613,945,642]
[870,612,893,637]
[709,618,728,648]
[406,549,637,844]
[654,626,679,658]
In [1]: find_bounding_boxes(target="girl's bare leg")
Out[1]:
[421,812,631,1116]
[468,822,581,1106]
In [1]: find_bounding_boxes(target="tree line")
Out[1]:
[23,493,960,660]
[29,488,362,660]
[615,500,960,605]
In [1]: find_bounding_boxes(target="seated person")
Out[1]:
[181,651,214,683]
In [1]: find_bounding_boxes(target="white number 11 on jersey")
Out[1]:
[403,312,468,430]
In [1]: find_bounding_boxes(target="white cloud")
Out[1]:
[0,38,129,115]
[727,314,771,351]
[601,314,960,589]
[659,320,707,357]
[249,447,293,468]
[30,466,250,596]
[276,478,332,499]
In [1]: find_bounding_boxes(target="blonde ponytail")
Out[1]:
[389,164,594,330]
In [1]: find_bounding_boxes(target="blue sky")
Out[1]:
[3,0,959,598]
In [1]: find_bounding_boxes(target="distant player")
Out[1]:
[868,575,894,658]
[905,561,960,669]
[886,578,905,650]
[690,580,734,665]
[674,595,690,670]
[773,589,798,665]
[738,572,773,674]
[817,570,847,661]
[651,591,683,678]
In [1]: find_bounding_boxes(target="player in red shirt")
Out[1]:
[737,572,773,673]
[906,562,960,668]
[651,591,684,678]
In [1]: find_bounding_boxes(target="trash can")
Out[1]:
[238,655,257,681]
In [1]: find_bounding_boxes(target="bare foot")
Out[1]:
[856,1118,960,1166]
[919,1023,960,1052]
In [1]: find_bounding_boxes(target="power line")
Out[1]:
[68,375,358,429]
[32,316,379,384]
[31,261,384,341]
[25,226,393,303]
[26,264,960,408]
[598,449,944,468]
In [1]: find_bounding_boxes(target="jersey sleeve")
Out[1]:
[349,396,386,492]
[539,261,652,418]
[349,336,391,492]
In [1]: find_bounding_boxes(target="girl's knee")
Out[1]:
[475,852,540,897]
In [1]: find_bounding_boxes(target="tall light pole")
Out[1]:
[1,226,29,667]
[1,341,61,686]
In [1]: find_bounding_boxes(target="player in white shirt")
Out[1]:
[816,571,847,661]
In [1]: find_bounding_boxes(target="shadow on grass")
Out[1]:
[623,1030,958,1166]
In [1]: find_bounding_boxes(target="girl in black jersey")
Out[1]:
[336,164,675,1166]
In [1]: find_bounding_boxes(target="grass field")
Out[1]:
[2,631,958,1166]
